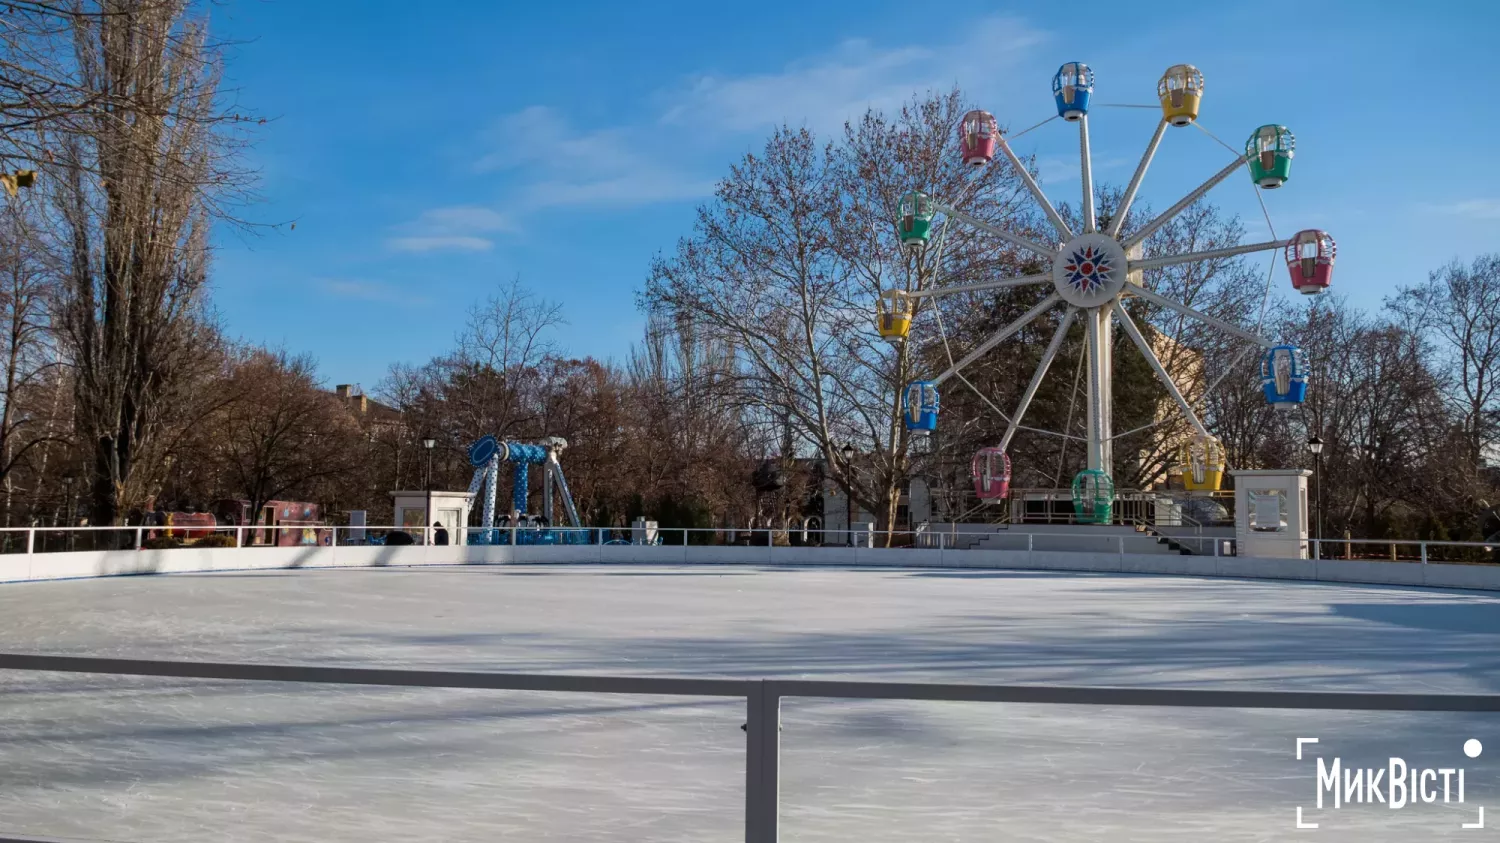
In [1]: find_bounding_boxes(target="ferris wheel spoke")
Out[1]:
[1112,302,1210,439]
[905,273,1050,300]
[1122,154,1249,249]
[996,138,1073,241]
[931,202,1059,260]
[1130,285,1274,348]
[1106,119,1168,237]
[1131,238,1290,272]
[1079,115,1096,233]
[999,307,1077,452]
[1109,344,1256,442]
[934,293,1061,385]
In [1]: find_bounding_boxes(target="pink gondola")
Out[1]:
[1285,229,1335,295]
[959,110,998,168]
[971,447,1011,501]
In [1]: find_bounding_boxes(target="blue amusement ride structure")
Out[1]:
[465,435,586,544]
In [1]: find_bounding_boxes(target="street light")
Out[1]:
[60,472,76,551]
[1307,436,1324,558]
[840,443,856,548]
[422,436,436,546]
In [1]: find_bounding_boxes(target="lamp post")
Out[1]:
[840,443,855,548]
[422,436,436,546]
[60,472,75,551]
[1307,435,1324,558]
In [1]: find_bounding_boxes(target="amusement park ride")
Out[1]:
[464,434,586,543]
[880,63,1334,524]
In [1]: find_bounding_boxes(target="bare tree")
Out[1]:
[208,350,361,543]
[1390,255,1500,478]
[49,0,249,524]
[0,192,63,521]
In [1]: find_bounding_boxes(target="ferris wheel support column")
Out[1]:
[1112,302,1211,439]
[1079,115,1096,233]
[999,308,1078,453]
[1084,306,1112,473]
[1107,119,1169,238]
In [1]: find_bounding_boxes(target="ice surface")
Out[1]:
[1,564,1499,841]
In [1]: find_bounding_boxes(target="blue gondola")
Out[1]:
[903,381,939,435]
[1052,62,1094,121]
[1261,344,1308,410]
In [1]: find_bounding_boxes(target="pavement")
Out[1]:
[2,564,1499,841]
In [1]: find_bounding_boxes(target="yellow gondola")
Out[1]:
[1158,65,1204,127]
[1178,435,1226,492]
[876,290,913,342]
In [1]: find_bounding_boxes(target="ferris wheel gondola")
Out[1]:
[881,63,1330,507]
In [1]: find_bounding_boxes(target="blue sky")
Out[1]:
[209,0,1500,391]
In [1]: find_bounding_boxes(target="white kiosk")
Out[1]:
[1230,469,1311,559]
[390,490,474,546]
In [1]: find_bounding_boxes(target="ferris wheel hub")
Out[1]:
[1051,232,1128,308]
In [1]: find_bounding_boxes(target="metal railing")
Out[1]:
[1310,537,1500,565]
[2,652,1499,842]
[6,524,1500,564]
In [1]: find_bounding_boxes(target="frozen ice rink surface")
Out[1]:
[2,564,1500,842]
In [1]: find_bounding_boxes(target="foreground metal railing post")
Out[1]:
[745,680,781,843]
[24,528,33,555]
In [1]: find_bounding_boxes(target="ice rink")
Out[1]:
[2,563,1499,842]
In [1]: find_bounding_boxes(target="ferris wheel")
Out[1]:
[877,62,1338,523]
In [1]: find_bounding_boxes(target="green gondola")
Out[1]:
[898,191,934,252]
[1071,469,1115,525]
[1246,125,1294,189]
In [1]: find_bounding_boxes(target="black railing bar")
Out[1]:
[4,654,1500,713]
[0,654,746,698]
[0,828,120,834]
[773,679,1500,712]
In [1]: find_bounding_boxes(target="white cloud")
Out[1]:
[319,278,425,303]
[425,15,1049,223]
[386,204,515,252]
[412,205,516,233]
[387,235,493,253]
[473,105,713,210]
[658,16,1048,137]
[1421,199,1500,220]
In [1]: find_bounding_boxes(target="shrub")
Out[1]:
[192,534,237,548]
[141,536,183,550]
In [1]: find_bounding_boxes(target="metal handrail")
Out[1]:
[5,524,1500,562]
[2,652,1499,843]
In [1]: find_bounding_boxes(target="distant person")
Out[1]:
[433,522,449,545]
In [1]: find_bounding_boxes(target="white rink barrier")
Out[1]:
[3,541,1500,592]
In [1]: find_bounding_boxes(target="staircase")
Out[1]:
[930,524,1197,556]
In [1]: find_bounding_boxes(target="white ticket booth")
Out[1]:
[390,491,474,546]
[1230,469,1311,559]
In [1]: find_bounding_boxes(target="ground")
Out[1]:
[1,564,1499,842]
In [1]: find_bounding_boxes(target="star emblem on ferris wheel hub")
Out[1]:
[1063,245,1114,294]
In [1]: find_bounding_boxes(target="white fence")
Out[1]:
[4,535,1500,592]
